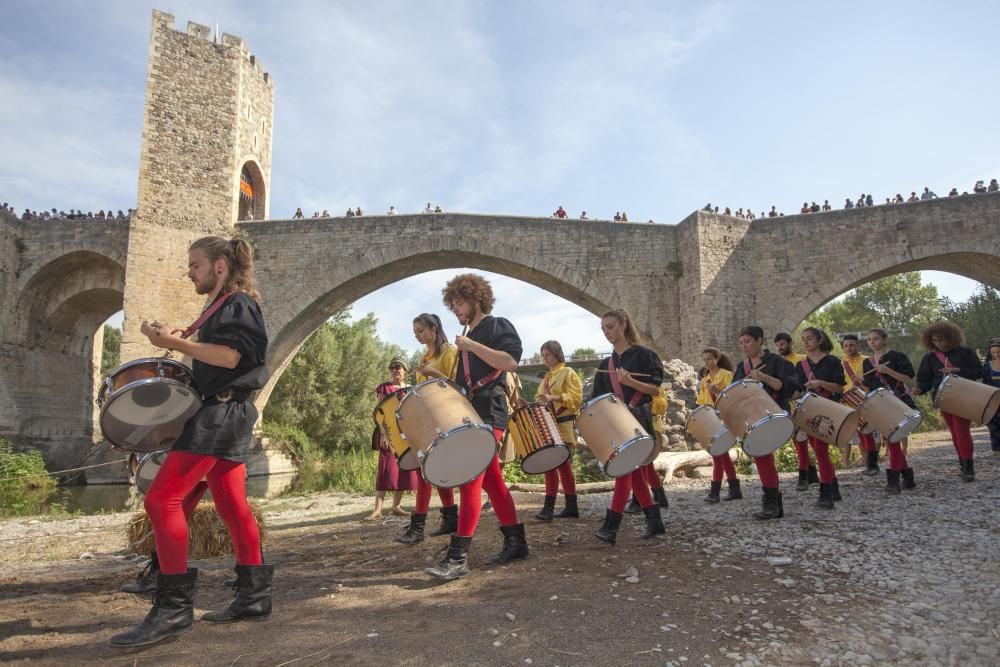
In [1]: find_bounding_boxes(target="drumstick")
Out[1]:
[594,369,652,377]
[448,325,468,380]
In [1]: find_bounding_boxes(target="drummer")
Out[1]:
[367,358,419,522]
[982,339,1000,454]
[698,347,741,504]
[842,334,881,476]
[864,328,919,493]
[913,322,983,482]
[534,340,583,520]
[731,325,798,520]
[795,327,847,510]
[592,308,666,545]
[395,314,460,544]
[425,273,528,581]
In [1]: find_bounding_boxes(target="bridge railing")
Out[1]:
[518,352,612,367]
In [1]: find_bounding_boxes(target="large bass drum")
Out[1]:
[575,393,655,478]
[934,374,1000,425]
[98,358,202,452]
[715,380,793,457]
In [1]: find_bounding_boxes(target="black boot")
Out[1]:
[900,467,916,489]
[831,477,842,501]
[120,550,159,595]
[203,564,274,623]
[704,481,722,504]
[395,512,427,545]
[807,465,820,485]
[815,483,834,510]
[723,478,743,501]
[623,494,641,514]
[640,505,665,539]
[885,470,901,495]
[652,486,669,509]
[796,469,809,491]
[754,487,783,520]
[961,458,975,482]
[593,509,623,544]
[429,505,458,536]
[535,495,556,522]
[109,569,197,647]
[488,523,529,564]
[864,450,880,476]
[425,535,471,581]
[555,494,579,518]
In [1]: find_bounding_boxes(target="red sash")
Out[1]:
[608,355,645,408]
[543,369,567,416]
[180,292,233,339]
[461,349,503,398]
[843,357,864,388]
[801,357,831,398]
[872,351,912,398]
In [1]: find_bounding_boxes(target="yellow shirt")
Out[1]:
[783,352,805,366]
[697,368,734,406]
[415,343,458,383]
[843,354,867,392]
[541,363,583,443]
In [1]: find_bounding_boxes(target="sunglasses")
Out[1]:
[389,365,404,371]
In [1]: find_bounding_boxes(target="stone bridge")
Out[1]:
[4,195,999,470]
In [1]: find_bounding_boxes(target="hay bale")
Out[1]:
[124,501,266,559]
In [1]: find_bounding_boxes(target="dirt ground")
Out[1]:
[0,431,993,666]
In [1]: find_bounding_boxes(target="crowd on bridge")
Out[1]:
[291,203,448,219]
[3,202,133,221]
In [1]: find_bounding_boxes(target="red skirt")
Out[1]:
[375,445,419,491]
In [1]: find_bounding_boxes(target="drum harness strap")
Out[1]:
[461,350,504,398]
[842,357,866,392]
[608,355,647,409]
[801,357,833,399]
[871,351,913,399]
[174,292,250,404]
[543,367,575,421]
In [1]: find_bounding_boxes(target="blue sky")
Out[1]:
[3,1,997,355]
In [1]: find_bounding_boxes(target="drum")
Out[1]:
[131,450,169,495]
[791,392,861,448]
[788,401,809,443]
[575,393,655,478]
[372,388,419,471]
[685,405,737,456]
[934,374,1000,424]
[508,403,570,474]
[840,387,875,434]
[395,378,497,487]
[858,388,923,443]
[715,380,794,457]
[97,357,202,452]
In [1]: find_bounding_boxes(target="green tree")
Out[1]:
[100,325,121,374]
[263,310,404,453]
[571,347,597,358]
[942,284,1000,355]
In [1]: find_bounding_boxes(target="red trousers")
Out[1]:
[794,440,812,470]
[543,458,577,496]
[858,431,878,453]
[610,467,653,513]
[642,462,663,489]
[753,454,779,488]
[711,454,737,482]
[942,411,975,459]
[145,451,262,575]
[456,428,518,537]
[414,479,456,514]
[886,440,909,470]
[807,436,835,484]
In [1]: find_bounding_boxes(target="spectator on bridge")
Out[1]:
[723,207,731,216]
[355,207,363,216]
[553,206,567,218]
[865,194,873,207]
[735,208,744,219]
[97,210,106,220]
[800,202,810,214]
[434,205,443,213]
[907,192,919,202]
[117,210,127,219]
[292,208,304,219]
[321,210,329,217]
[820,200,830,211]
[920,187,938,200]
[613,212,621,221]
[312,211,321,218]
[423,202,433,213]
[948,187,959,197]
[810,201,820,213]
[621,212,629,222]
[844,198,854,209]
[974,180,987,194]
[387,205,397,215]
[345,208,354,217]
[989,179,999,192]
[580,211,588,219]
[769,206,779,217]
[885,197,893,205]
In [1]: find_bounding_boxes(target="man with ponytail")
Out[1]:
[110,236,271,647]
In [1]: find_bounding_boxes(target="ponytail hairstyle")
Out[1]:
[702,346,734,372]
[413,313,448,353]
[601,308,642,345]
[189,236,260,301]
[802,326,834,353]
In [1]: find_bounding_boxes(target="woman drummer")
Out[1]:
[913,322,983,482]
[731,325,798,520]
[367,357,419,521]
[864,328,919,493]
[982,339,1000,454]
[396,314,462,544]
[697,347,741,503]
[592,309,666,545]
[795,327,847,510]
[534,340,583,520]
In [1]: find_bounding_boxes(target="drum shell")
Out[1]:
[934,374,1000,424]
[685,405,737,456]
[576,394,654,478]
[372,388,419,471]
[791,392,861,448]
[98,358,195,406]
[716,380,793,456]
[841,387,876,434]
[508,403,570,474]
[133,450,169,495]
[858,388,923,443]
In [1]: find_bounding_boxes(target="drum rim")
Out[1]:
[708,427,737,452]
[98,377,202,451]
[932,374,952,408]
[887,411,923,443]
[740,412,793,455]
[395,378,466,416]
[372,386,410,419]
[520,443,570,474]
[580,393,621,410]
[134,449,169,494]
[717,379,764,402]
[397,447,421,471]
[418,422,497,486]
[113,356,193,374]
[601,434,654,477]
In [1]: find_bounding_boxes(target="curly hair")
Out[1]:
[702,346,734,372]
[442,273,495,314]
[920,321,965,351]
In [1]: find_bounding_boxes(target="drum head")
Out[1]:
[604,436,655,478]
[397,448,420,471]
[135,450,168,495]
[421,425,497,487]
[100,380,201,452]
[521,444,570,475]
[707,430,738,456]
[741,415,794,457]
[888,413,923,443]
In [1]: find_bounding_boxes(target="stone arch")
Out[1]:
[236,158,266,222]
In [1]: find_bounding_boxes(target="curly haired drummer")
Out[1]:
[425,274,528,581]
[534,340,583,520]
[864,328,919,493]
[395,314,460,545]
[591,309,667,545]
[795,327,847,510]
[732,325,798,520]
[913,322,983,482]
[841,334,881,476]
[697,347,741,503]
[110,236,271,647]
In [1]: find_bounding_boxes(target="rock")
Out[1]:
[504,612,516,622]
[625,576,640,584]
[79,552,95,560]
[488,628,499,636]
[767,556,793,566]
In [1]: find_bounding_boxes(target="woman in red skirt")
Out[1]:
[366,357,419,521]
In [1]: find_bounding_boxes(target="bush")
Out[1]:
[260,421,320,464]
[736,438,844,474]
[913,394,946,433]
[0,439,55,492]
[284,448,379,495]
[502,449,607,486]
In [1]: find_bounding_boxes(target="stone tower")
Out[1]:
[121,10,274,361]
